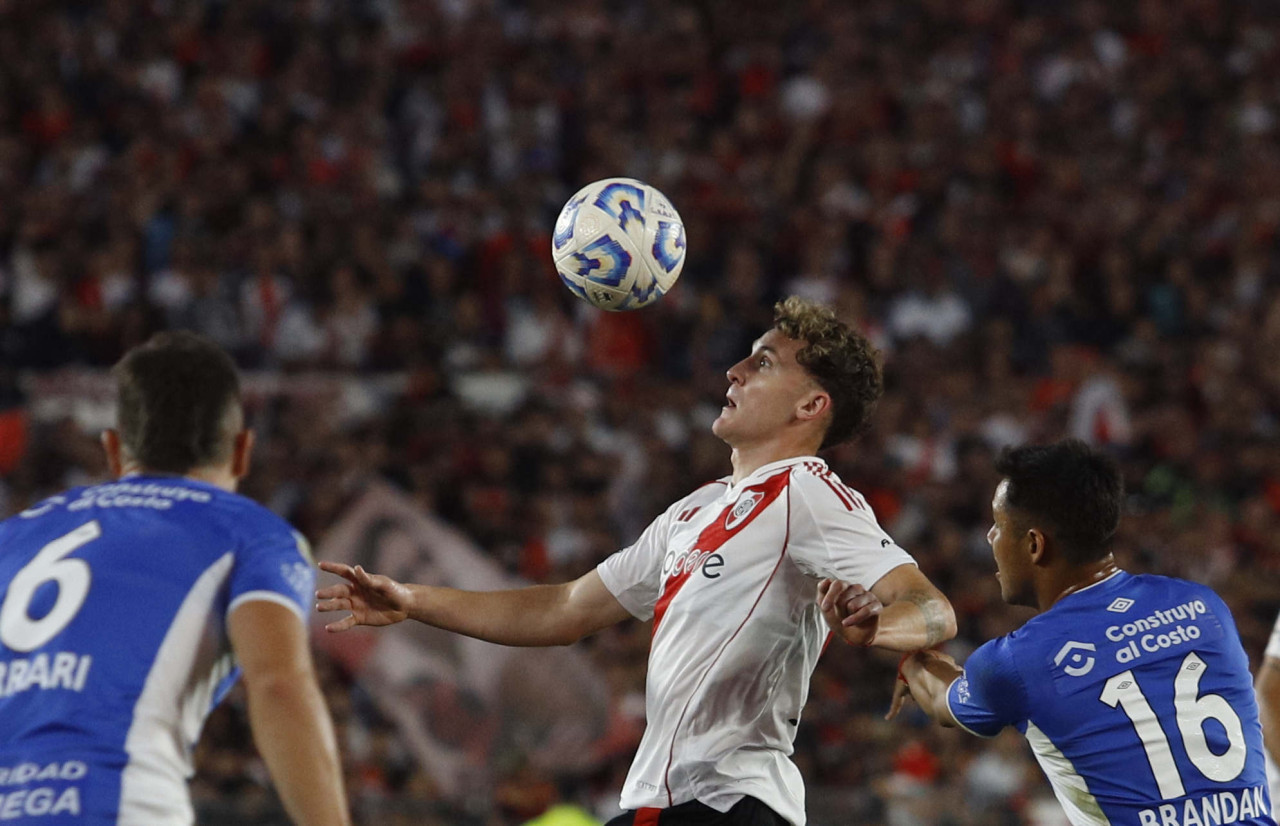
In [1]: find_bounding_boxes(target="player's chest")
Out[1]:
[658,490,791,593]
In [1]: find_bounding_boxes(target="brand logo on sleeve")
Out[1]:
[1053,641,1097,677]
[724,491,765,530]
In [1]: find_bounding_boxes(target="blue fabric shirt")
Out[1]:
[0,476,314,825]
[948,571,1275,826]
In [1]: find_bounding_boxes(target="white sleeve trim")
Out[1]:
[228,590,307,626]
[596,559,653,621]
[944,675,999,739]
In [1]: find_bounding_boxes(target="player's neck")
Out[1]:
[117,462,240,493]
[1039,555,1121,611]
[728,438,821,484]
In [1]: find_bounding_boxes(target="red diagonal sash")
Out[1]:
[651,470,791,636]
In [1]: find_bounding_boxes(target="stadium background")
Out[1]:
[2,0,1279,823]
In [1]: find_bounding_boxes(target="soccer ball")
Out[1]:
[552,178,686,311]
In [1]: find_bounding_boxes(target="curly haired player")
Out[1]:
[319,296,955,826]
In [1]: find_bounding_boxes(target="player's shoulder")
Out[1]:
[961,633,1029,696]
[1082,571,1226,616]
[202,485,304,550]
[1125,571,1217,599]
[788,460,874,515]
[671,477,731,510]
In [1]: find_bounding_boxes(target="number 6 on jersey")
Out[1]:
[0,522,100,652]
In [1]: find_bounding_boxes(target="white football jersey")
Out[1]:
[597,456,916,825]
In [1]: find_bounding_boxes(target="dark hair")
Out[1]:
[772,296,883,449]
[113,331,243,474]
[993,439,1124,564]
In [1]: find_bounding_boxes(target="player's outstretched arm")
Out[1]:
[887,649,964,726]
[316,562,633,646]
[1256,654,1280,768]
[822,564,956,651]
[228,601,351,826]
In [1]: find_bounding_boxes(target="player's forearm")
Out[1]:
[870,591,957,651]
[404,582,588,646]
[243,671,350,826]
[902,652,964,725]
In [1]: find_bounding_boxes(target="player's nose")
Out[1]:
[986,525,996,546]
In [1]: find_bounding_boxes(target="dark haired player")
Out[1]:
[318,297,956,826]
[888,440,1275,826]
[0,332,349,825]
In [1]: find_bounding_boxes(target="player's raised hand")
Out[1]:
[817,578,883,646]
[886,655,915,721]
[315,562,412,632]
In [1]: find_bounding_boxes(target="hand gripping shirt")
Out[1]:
[0,476,315,825]
[597,456,916,825]
[947,571,1275,826]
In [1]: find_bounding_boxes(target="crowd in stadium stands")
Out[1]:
[2,0,1280,823]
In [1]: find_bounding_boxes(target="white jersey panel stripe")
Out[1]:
[1026,721,1112,826]
[119,551,236,826]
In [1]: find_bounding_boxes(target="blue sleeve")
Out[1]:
[227,521,315,624]
[946,636,1028,738]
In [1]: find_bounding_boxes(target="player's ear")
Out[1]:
[101,429,124,478]
[231,429,255,480]
[797,390,831,423]
[1027,527,1049,566]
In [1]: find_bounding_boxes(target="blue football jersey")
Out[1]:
[947,571,1275,826]
[0,476,316,825]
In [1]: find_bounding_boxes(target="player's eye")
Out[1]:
[758,356,770,368]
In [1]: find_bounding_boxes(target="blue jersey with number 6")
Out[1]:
[947,571,1274,826]
[0,476,315,825]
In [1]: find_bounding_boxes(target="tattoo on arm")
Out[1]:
[904,591,951,647]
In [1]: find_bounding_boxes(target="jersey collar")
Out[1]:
[1056,568,1128,604]
[719,455,824,501]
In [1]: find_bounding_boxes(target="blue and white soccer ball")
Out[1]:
[552,177,686,311]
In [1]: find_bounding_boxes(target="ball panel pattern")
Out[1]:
[552,177,685,311]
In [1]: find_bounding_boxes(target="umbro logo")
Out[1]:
[725,491,765,530]
[1107,598,1135,613]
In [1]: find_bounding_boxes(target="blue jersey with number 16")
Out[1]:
[0,476,315,825]
[948,570,1274,826]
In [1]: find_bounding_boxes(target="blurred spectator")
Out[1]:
[3,0,1280,824]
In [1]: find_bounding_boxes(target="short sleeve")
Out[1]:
[786,470,916,588]
[596,505,674,621]
[946,636,1028,738]
[227,524,316,625]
